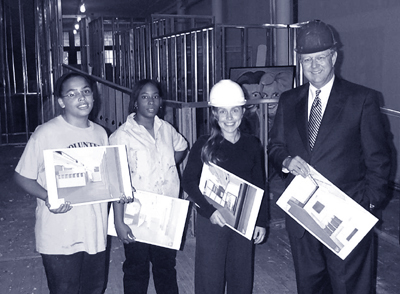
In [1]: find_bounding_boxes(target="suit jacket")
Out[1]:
[268,77,391,238]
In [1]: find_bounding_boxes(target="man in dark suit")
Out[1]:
[268,20,391,294]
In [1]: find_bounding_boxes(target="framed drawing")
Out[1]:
[44,145,133,209]
[229,66,295,135]
[230,66,295,85]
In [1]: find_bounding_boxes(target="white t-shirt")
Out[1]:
[109,114,188,198]
[15,115,109,255]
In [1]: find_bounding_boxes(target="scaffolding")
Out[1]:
[81,15,302,148]
[1,3,303,150]
[0,5,300,238]
[0,0,63,144]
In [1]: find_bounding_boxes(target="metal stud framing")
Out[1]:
[1,7,302,147]
[0,0,62,144]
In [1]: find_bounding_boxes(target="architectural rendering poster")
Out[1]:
[108,190,190,250]
[199,163,264,240]
[276,165,378,260]
[44,145,133,209]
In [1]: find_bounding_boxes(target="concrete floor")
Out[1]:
[0,145,399,293]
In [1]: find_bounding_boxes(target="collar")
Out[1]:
[126,113,162,135]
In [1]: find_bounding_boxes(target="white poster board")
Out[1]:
[199,163,264,240]
[276,165,378,260]
[44,145,133,209]
[108,190,190,250]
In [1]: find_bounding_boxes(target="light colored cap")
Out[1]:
[209,79,246,107]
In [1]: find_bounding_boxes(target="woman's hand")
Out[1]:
[210,210,227,227]
[45,197,72,214]
[115,221,136,244]
[118,193,134,204]
[253,226,266,244]
[117,186,136,204]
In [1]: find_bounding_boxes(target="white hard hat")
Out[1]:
[209,79,246,107]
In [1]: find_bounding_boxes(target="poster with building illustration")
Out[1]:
[276,165,379,260]
[199,163,264,240]
[108,190,190,250]
[44,145,133,209]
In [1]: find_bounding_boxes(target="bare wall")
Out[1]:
[298,0,400,184]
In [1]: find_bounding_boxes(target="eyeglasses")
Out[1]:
[300,52,332,66]
[62,89,93,99]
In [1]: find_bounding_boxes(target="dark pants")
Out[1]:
[195,214,254,294]
[41,251,107,294]
[123,242,178,294]
[289,229,375,294]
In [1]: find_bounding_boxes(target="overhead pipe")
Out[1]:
[212,0,223,24]
[272,0,293,66]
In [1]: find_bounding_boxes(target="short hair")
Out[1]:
[129,79,164,114]
[54,72,93,98]
[299,47,337,60]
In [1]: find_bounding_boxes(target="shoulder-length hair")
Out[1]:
[201,107,226,164]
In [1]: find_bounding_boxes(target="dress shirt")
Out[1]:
[307,75,335,119]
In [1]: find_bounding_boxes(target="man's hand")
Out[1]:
[283,155,310,178]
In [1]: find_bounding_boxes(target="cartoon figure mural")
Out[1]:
[231,67,294,137]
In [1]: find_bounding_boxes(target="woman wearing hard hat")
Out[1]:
[182,79,268,294]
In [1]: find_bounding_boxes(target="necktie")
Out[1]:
[308,89,322,150]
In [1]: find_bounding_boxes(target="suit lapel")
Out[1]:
[295,87,310,152]
[312,78,346,151]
